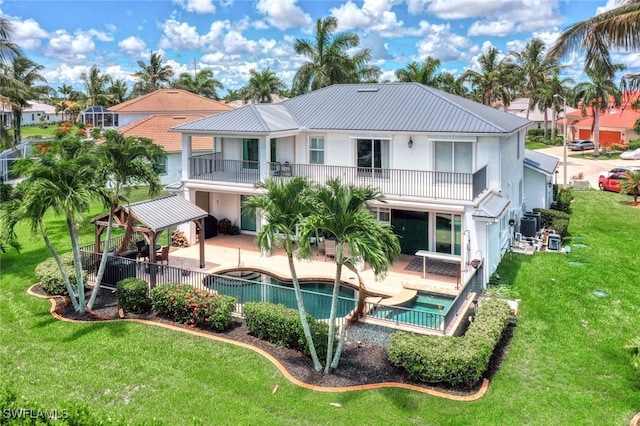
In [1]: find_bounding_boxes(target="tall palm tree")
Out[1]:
[108,79,129,105]
[80,65,112,107]
[299,179,400,373]
[545,74,575,139]
[242,177,323,371]
[549,0,640,80]
[87,130,165,309]
[293,16,377,93]
[0,56,48,150]
[173,69,224,100]
[460,47,515,107]
[395,56,442,87]
[436,71,468,97]
[3,136,104,312]
[224,89,241,103]
[0,17,20,66]
[240,68,286,103]
[574,66,623,157]
[132,52,174,96]
[509,38,561,119]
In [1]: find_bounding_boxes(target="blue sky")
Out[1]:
[0,0,633,95]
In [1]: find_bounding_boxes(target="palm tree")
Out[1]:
[3,136,104,313]
[299,179,400,373]
[224,89,241,103]
[132,52,174,96]
[508,38,561,119]
[87,130,165,309]
[293,16,378,93]
[549,0,640,80]
[242,177,323,371]
[240,68,286,104]
[0,17,20,66]
[460,47,515,107]
[80,65,112,106]
[173,69,224,100]
[108,79,129,105]
[437,72,468,97]
[621,170,640,203]
[574,66,623,157]
[395,56,442,86]
[545,74,575,139]
[0,56,48,150]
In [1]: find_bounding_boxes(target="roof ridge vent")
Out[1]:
[357,87,378,92]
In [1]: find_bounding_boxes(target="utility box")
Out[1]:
[547,234,561,251]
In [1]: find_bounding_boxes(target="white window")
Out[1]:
[370,207,390,224]
[434,141,472,173]
[309,136,324,164]
[156,156,167,175]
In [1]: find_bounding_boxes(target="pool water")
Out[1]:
[204,271,356,320]
[372,292,455,329]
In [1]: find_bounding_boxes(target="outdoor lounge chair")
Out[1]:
[156,245,170,270]
[324,239,336,261]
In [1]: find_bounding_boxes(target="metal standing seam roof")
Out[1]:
[524,149,560,175]
[171,83,531,135]
[472,193,511,220]
[126,194,207,232]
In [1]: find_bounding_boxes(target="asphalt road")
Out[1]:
[537,146,640,188]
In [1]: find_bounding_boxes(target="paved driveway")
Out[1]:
[537,146,640,188]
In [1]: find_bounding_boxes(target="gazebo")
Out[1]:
[91,194,208,274]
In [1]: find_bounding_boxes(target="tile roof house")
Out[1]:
[109,89,233,185]
[171,82,532,287]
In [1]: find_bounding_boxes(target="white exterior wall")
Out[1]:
[523,167,552,211]
[116,113,149,128]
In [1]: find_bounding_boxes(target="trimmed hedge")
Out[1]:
[533,207,570,238]
[151,283,235,331]
[35,253,86,296]
[243,302,329,360]
[116,278,150,314]
[387,298,512,387]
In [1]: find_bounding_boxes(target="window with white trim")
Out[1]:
[370,207,391,224]
[309,136,324,164]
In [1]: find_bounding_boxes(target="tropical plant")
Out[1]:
[395,56,442,87]
[87,130,165,309]
[173,69,224,100]
[0,55,48,151]
[0,17,20,64]
[292,16,379,94]
[132,52,174,96]
[437,71,468,97]
[80,65,112,107]
[298,179,400,373]
[242,177,323,371]
[0,136,105,312]
[620,170,640,203]
[108,79,129,105]
[574,66,623,156]
[239,68,286,104]
[460,46,515,107]
[223,89,241,103]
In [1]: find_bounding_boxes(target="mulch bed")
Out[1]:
[37,284,513,394]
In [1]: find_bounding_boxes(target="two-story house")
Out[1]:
[171,83,531,285]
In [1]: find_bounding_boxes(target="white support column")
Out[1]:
[259,134,270,181]
[181,134,192,181]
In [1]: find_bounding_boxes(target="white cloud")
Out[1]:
[256,0,311,30]
[414,21,472,62]
[159,20,205,50]
[8,18,48,50]
[596,0,622,15]
[468,20,515,37]
[330,0,405,36]
[222,30,260,55]
[173,0,216,14]
[118,36,147,55]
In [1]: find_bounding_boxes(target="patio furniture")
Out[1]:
[136,240,149,262]
[324,239,336,261]
[156,245,170,270]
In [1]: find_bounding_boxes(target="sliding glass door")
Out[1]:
[243,138,259,169]
[356,138,389,177]
[434,213,461,255]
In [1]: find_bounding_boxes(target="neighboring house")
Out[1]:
[1,101,63,127]
[227,94,288,109]
[118,114,213,186]
[523,149,559,210]
[109,89,232,128]
[571,107,640,147]
[171,83,532,285]
[501,97,577,133]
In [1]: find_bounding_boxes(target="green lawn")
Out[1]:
[1,189,639,424]
[9,125,60,140]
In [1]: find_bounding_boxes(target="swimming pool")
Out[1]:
[371,292,455,329]
[203,271,357,320]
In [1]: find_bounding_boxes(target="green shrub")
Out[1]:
[151,284,235,331]
[387,298,511,387]
[116,278,150,314]
[0,183,12,203]
[34,253,85,295]
[628,140,640,150]
[243,302,329,360]
[552,187,573,215]
[533,208,570,238]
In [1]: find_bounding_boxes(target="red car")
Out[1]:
[598,172,630,193]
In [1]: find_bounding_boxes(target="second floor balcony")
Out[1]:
[189,153,487,202]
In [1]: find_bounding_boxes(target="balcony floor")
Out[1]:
[168,234,461,300]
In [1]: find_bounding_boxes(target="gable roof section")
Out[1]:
[127,194,207,232]
[172,83,531,135]
[109,89,232,114]
[118,114,211,152]
[472,193,511,221]
[524,149,559,175]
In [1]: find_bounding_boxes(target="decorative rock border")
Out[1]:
[27,284,489,400]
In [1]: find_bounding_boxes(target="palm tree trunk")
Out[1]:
[87,210,114,310]
[344,262,366,322]
[324,245,344,374]
[330,322,348,369]
[67,215,86,312]
[287,250,322,371]
[39,220,81,312]
[593,106,601,157]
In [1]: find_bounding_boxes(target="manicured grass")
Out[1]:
[9,125,60,140]
[1,189,639,424]
[525,141,554,150]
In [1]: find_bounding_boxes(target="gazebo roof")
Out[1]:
[91,194,207,232]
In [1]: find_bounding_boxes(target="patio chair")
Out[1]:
[324,239,336,261]
[136,240,149,262]
[156,245,170,271]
